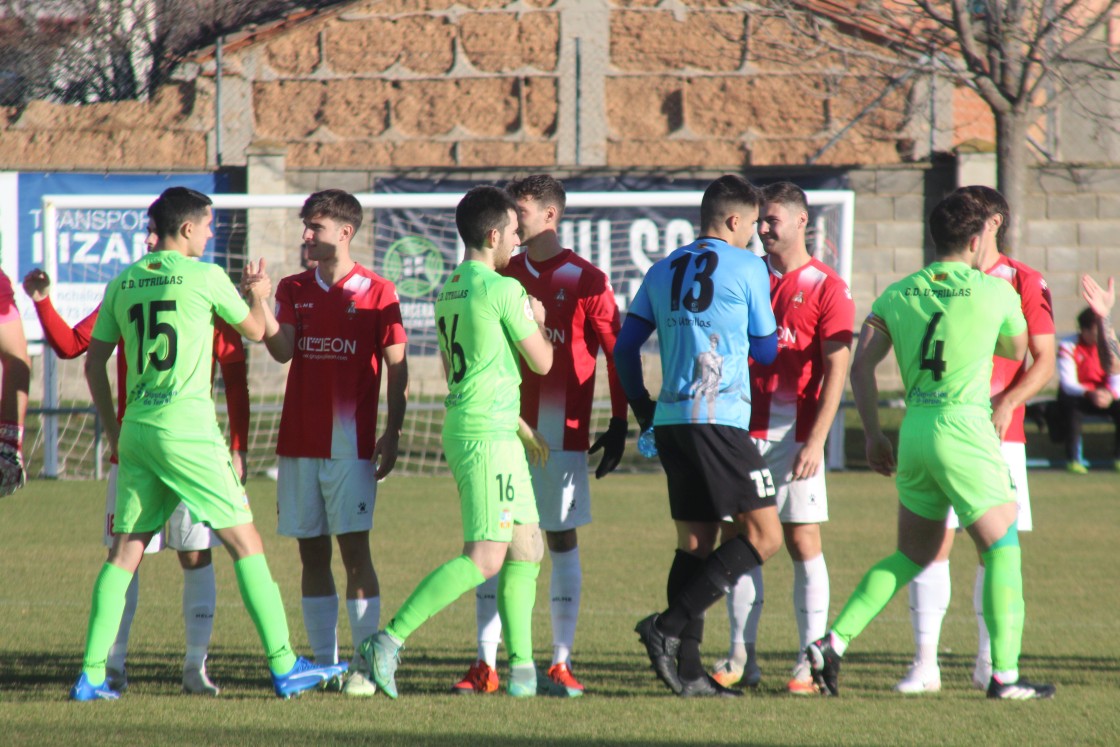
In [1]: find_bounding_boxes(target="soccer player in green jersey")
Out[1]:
[806,189,1056,700]
[360,185,573,699]
[71,187,347,701]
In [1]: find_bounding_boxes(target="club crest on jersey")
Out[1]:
[933,273,948,281]
[347,300,357,316]
[147,261,162,270]
[792,291,804,307]
[555,288,566,302]
[499,509,512,530]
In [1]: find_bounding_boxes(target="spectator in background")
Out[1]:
[1057,306,1120,473]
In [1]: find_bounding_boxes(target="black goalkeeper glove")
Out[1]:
[588,417,628,479]
[628,395,656,434]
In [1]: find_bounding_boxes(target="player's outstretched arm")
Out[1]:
[84,338,119,458]
[374,343,408,481]
[850,318,895,477]
[23,269,98,359]
[1081,274,1120,374]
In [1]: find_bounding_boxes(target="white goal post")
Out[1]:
[31,188,854,479]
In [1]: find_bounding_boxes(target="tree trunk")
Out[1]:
[995,111,1029,256]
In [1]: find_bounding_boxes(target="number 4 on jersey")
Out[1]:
[920,311,947,381]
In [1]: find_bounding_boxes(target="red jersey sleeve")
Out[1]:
[213,318,249,452]
[818,276,856,346]
[1019,270,1055,336]
[582,273,628,420]
[377,284,408,348]
[34,298,98,359]
[275,277,297,327]
[213,317,247,364]
[0,273,18,324]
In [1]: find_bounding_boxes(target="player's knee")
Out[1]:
[510,523,544,563]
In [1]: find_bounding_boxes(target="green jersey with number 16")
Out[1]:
[436,260,539,440]
[91,250,250,428]
[869,261,1026,411]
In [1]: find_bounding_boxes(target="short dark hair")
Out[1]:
[954,185,1009,250]
[1078,306,1097,330]
[456,185,517,250]
[148,187,212,239]
[300,189,363,234]
[761,181,808,215]
[928,190,990,256]
[506,174,566,219]
[700,175,762,231]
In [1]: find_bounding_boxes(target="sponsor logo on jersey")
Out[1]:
[382,235,446,298]
[777,326,797,344]
[544,327,566,344]
[295,302,315,309]
[298,336,358,354]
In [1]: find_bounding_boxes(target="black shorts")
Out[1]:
[655,424,777,522]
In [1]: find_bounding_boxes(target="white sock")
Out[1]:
[794,554,829,666]
[908,560,951,667]
[182,565,216,672]
[346,596,380,666]
[475,575,501,668]
[549,547,582,666]
[725,565,762,667]
[108,571,140,672]
[301,594,339,665]
[974,565,991,663]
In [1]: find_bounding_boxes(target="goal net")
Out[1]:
[28,188,854,479]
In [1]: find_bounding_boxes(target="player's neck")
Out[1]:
[315,252,356,286]
[523,233,563,263]
[767,245,810,275]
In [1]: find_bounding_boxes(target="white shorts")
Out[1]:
[529,450,592,532]
[946,441,1032,531]
[277,456,377,538]
[752,432,829,524]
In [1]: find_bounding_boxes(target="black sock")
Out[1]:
[677,615,706,681]
[660,550,706,634]
[661,535,762,636]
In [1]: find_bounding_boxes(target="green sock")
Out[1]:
[234,554,297,676]
[386,555,486,642]
[981,544,1024,675]
[832,551,923,646]
[81,563,134,683]
[497,560,541,667]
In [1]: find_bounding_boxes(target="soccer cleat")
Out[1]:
[69,672,121,702]
[547,662,585,692]
[806,636,842,696]
[1066,460,1088,475]
[972,657,993,691]
[183,666,220,696]
[508,665,583,698]
[894,662,941,694]
[105,667,128,693]
[986,675,1056,700]
[678,674,743,698]
[634,613,683,694]
[451,659,500,695]
[271,656,348,699]
[341,669,378,698]
[710,658,742,688]
[359,631,402,699]
[787,661,819,695]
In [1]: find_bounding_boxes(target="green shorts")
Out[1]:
[443,434,538,543]
[115,420,252,535]
[896,408,1015,528]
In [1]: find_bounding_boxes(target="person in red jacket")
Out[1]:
[23,260,250,697]
[0,270,30,496]
[1057,305,1120,472]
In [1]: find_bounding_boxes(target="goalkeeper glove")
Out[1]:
[0,421,25,497]
[588,417,628,479]
[628,395,656,434]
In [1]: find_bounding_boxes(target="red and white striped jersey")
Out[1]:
[749,257,855,442]
[275,264,407,460]
[986,253,1054,443]
[501,249,627,451]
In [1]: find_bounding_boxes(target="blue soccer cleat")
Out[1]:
[69,672,120,702]
[271,657,348,699]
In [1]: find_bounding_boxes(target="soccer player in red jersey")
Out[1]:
[898,185,1056,694]
[713,182,854,694]
[23,257,250,696]
[255,189,408,697]
[0,269,29,497]
[450,175,628,695]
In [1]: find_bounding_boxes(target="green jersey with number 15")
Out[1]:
[436,260,539,439]
[91,250,250,428]
[869,261,1026,411]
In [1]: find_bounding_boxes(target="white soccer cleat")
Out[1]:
[894,662,941,694]
[341,669,378,697]
[183,666,220,696]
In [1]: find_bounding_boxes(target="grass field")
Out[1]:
[1,470,1117,746]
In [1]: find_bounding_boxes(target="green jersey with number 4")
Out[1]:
[870,261,1026,411]
[91,250,250,428]
[436,260,539,439]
